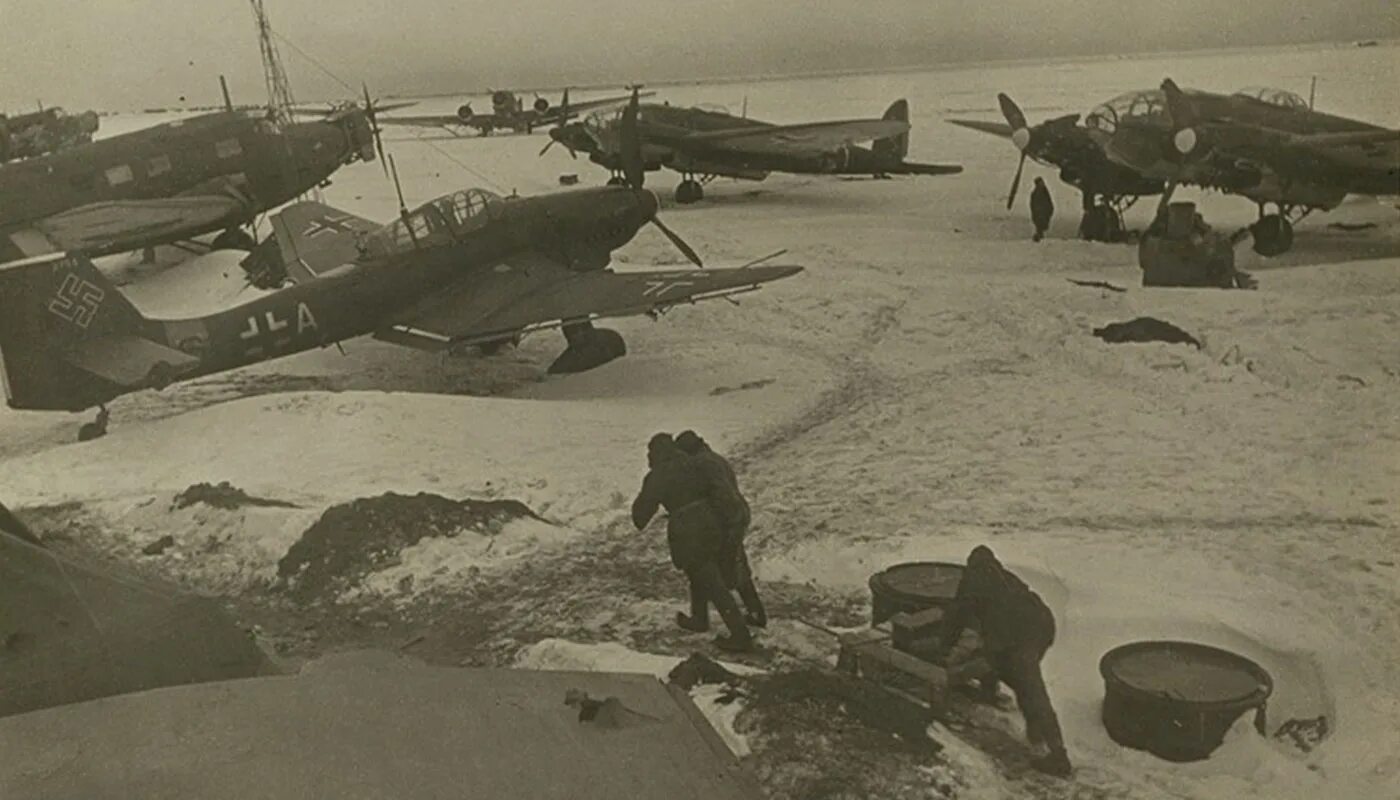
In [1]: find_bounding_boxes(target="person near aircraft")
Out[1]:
[631,434,754,652]
[675,430,767,629]
[939,545,1071,778]
[1029,177,1054,242]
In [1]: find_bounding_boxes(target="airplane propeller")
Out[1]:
[618,86,703,269]
[998,93,1035,209]
[1161,78,1203,158]
[363,83,389,177]
[538,88,577,158]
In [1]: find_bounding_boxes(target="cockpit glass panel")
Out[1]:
[1086,89,1167,134]
[1234,87,1308,110]
[366,188,502,256]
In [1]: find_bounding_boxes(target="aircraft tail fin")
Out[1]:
[0,252,151,411]
[873,99,910,162]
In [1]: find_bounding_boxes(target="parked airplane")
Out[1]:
[0,96,800,425]
[0,86,385,263]
[375,88,651,137]
[1,106,101,162]
[544,97,961,203]
[948,95,1165,240]
[953,82,1400,254]
[1091,79,1400,255]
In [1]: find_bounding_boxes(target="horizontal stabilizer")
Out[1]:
[63,335,198,388]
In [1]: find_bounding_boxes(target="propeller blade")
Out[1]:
[1006,151,1026,210]
[997,93,1028,132]
[621,87,644,189]
[539,139,555,157]
[650,217,703,268]
[1160,78,1196,129]
[363,83,388,176]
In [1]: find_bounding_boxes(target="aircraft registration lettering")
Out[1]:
[240,302,319,347]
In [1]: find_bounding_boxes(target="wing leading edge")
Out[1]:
[376,260,802,351]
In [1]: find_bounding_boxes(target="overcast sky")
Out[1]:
[2,0,1396,110]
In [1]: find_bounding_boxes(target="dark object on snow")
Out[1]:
[1327,221,1377,232]
[1274,715,1330,753]
[0,531,276,718]
[1139,202,1255,289]
[1100,640,1273,762]
[668,653,742,690]
[1067,278,1127,293]
[1093,317,1202,349]
[141,534,176,556]
[868,561,964,626]
[77,407,109,442]
[174,481,300,510]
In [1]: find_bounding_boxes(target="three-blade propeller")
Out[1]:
[538,88,578,158]
[1160,78,1203,158]
[998,93,1035,210]
[617,86,703,269]
[361,83,390,177]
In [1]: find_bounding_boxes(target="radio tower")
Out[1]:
[250,0,297,124]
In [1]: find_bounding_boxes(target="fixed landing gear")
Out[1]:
[211,227,256,251]
[1249,207,1295,257]
[1078,192,1126,243]
[78,406,110,442]
[675,175,704,205]
[548,321,626,374]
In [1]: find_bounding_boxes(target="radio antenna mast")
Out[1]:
[250,0,297,124]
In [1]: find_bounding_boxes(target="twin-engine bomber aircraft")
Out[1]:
[0,184,800,416]
[544,98,962,203]
[951,81,1400,254]
[374,88,653,137]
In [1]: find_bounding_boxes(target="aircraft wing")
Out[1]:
[4,196,247,260]
[538,91,657,125]
[946,119,1016,139]
[261,201,380,283]
[679,119,909,156]
[1202,122,1400,195]
[376,114,494,131]
[374,258,803,351]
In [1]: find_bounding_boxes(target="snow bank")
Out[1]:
[515,638,761,757]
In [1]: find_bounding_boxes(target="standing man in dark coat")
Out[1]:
[939,545,1071,777]
[676,430,767,629]
[1030,177,1054,242]
[632,433,754,652]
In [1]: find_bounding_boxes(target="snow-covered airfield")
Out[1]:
[3,41,1398,799]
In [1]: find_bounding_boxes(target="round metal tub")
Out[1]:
[1100,640,1273,762]
[867,561,964,626]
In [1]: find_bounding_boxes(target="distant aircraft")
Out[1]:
[544,97,962,203]
[952,82,1400,254]
[1089,79,1400,255]
[0,94,800,424]
[374,88,652,137]
[948,95,1165,239]
[0,85,386,263]
[1,106,101,162]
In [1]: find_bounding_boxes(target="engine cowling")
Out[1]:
[457,104,474,122]
[533,97,550,113]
